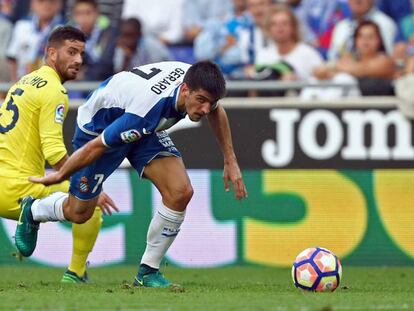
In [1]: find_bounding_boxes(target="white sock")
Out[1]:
[31,192,67,222]
[140,204,185,269]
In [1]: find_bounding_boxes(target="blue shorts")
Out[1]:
[69,126,181,200]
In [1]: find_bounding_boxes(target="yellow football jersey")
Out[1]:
[0,65,68,178]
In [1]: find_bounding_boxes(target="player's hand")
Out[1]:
[223,161,248,200]
[97,192,119,215]
[29,171,64,186]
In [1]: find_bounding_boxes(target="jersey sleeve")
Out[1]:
[102,113,152,148]
[38,87,68,166]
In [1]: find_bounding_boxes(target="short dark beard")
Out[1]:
[55,53,76,83]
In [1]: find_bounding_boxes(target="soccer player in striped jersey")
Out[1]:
[0,26,117,283]
[17,60,248,287]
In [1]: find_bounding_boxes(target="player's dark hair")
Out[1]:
[183,61,226,101]
[47,26,86,49]
[74,0,98,9]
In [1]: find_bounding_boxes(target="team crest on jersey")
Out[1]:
[79,176,89,193]
[120,129,141,143]
[55,104,65,124]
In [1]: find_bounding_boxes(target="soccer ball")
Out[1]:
[292,247,342,292]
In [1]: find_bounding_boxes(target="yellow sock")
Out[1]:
[68,207,102,277]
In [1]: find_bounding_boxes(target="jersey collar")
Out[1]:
[174,84,187,117]
[40,65,62,83]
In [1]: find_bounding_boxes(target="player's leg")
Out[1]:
[0,177,101,279]
[135,156,193,287]
[26,181,102,281]
[8,179,102,282]
[15,192,98,257]
[15,144,127,257]
[62,144,128,281]
[63,207,102,283]
[126,131,190,287]
[0,176,27,220]
[3,175,101,284]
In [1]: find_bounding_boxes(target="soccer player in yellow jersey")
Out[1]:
[0,26,117,283]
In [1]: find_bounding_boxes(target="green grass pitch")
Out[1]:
[0,266,413,310]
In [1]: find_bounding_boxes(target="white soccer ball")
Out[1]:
[292,247,342,292]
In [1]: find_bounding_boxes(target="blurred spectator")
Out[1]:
[404,55,414,75]
[0,1,13,83]
[248,0,273,46]
[1,0,14,19]
[400,14,414,43]
[6,0,64,81]
[294,0,350,58]
[65,0,124,29]
[194,0,249,77]
[113,18,172,73]
[394,72,414,119]
[71,0,116,80]
[317,21,394,79]
[392,41,413,78]
[390,1,414,76]
[231,0,248,18]
[122,0,185,45]
[252,4,323,81]
[194,0,272,79]
[399,38,414,76]
[8,0,31,23]
[328,0,397,61]
[308,20,394,98]
[182,0,233,43]
[377,0,412,33]
[246,0,277,71]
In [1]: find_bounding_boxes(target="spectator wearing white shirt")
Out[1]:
[294,0,350,58]
[252,4,323,81]
[193,0,252,78]
[328,0,397,61]
[194,0,272,80]
[6,0,64,81]
[249,0,274,64]
[121,0,185,45]
[182,0,233,43]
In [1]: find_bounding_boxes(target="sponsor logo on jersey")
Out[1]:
[55,104,65,124]
[79,176,90,193]
[120,129,141,143]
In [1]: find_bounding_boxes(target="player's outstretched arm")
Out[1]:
[51,154,69,171]
[50,153,119,214]
[207,105,247,200]
[29,135,108,186]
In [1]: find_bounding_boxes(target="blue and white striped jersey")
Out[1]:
[77,61,191,148]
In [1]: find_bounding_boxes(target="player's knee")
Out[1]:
[164,183,194,208]
[65,210,93,224]
[64,196,96,224]
[184,184,194,203]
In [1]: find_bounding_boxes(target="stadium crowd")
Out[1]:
[1,0,414,98]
